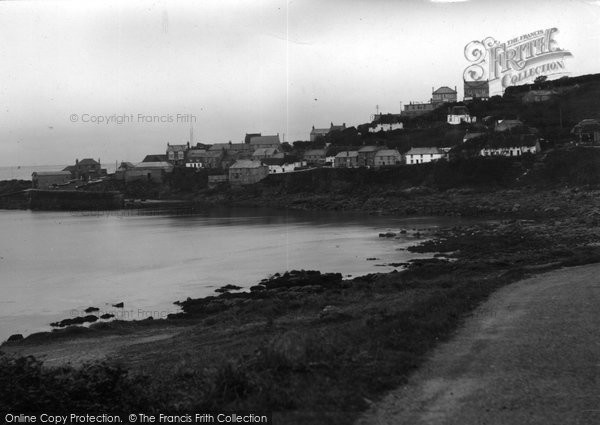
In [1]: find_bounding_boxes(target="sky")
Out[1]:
[0,0,599,166]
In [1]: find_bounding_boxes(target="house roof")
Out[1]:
[572,119,600,133]
[433,86,457,94]
[167,144,187,151]
[78,158,100,165]
[186,149,208,158]
[142,154,168,162]
[464,80,489,89]
[261,157,285,166]
[244,133,261,144]
[249,135,280,145]
[62,165,76,172]
[134,161,173,169]
[483,137,539,149]
[252,148,279,156]
[209,142,251,151]
[311,127,330,135]
[374,113,403,124]
[33,171,72,176]
[335,151,359,158]
[406,147,445,155]
[117,162,135,170]
[463,132,486,142]
[358,146,379,153]
[330,123,346,131]
[495,120,524,132]
[188,150,223,159]
[524,89,556,96]
[229,160,266,169]
[375,149,401,157]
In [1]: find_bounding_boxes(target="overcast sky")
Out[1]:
[1,0,599,166]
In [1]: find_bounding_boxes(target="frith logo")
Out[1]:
[464,28,573,92]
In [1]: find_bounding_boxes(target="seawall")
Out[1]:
[0,189,124,210]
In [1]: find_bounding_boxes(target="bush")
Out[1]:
[0,355,164,414]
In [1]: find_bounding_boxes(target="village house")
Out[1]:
[447,106,476,125]
[373,149,403,168]
[244,133,261,144]
[31,171,72,189]
[480,138,541,157]
[571,119,600,144]
[402,102,434,118]
[185,149,206,169]
[249,135,281,150]
[303,149,327,165]
[228,160,269,185]
[369,122,404,132]
[251,147,284,161]
[166,143,188,165]
[463,80,490,101]
[114,162,135,180]
[357,146,380,167]
[521,89,556,104]
[405,147,447,164]
[268,161,307,174]
[370,113,404,132]
[125,162,174,183]
[334,151,359,168]
[310,123,346,141]
[310,126,329,142]
[495,119,524,132]
[325,156,336,167]
[63,158,105,181]
[187,149,225,169]
[431,86,458,107]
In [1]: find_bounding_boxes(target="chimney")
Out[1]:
[76,158,79,165]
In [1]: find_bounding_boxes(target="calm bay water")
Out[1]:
[0,207,463,341]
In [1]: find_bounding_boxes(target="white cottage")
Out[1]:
[447,106,476,125]
[405,147,447,164]
[480,140,541,157]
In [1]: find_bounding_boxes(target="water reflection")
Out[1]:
[0,207,470,341]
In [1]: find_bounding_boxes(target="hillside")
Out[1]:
[346,73,600,153]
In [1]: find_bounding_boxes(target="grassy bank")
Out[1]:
[2,197,600,423]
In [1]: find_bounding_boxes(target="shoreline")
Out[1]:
[2,200,600,422]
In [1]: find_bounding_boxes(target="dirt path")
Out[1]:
[0,326,186,368]
[356,263,600,425]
